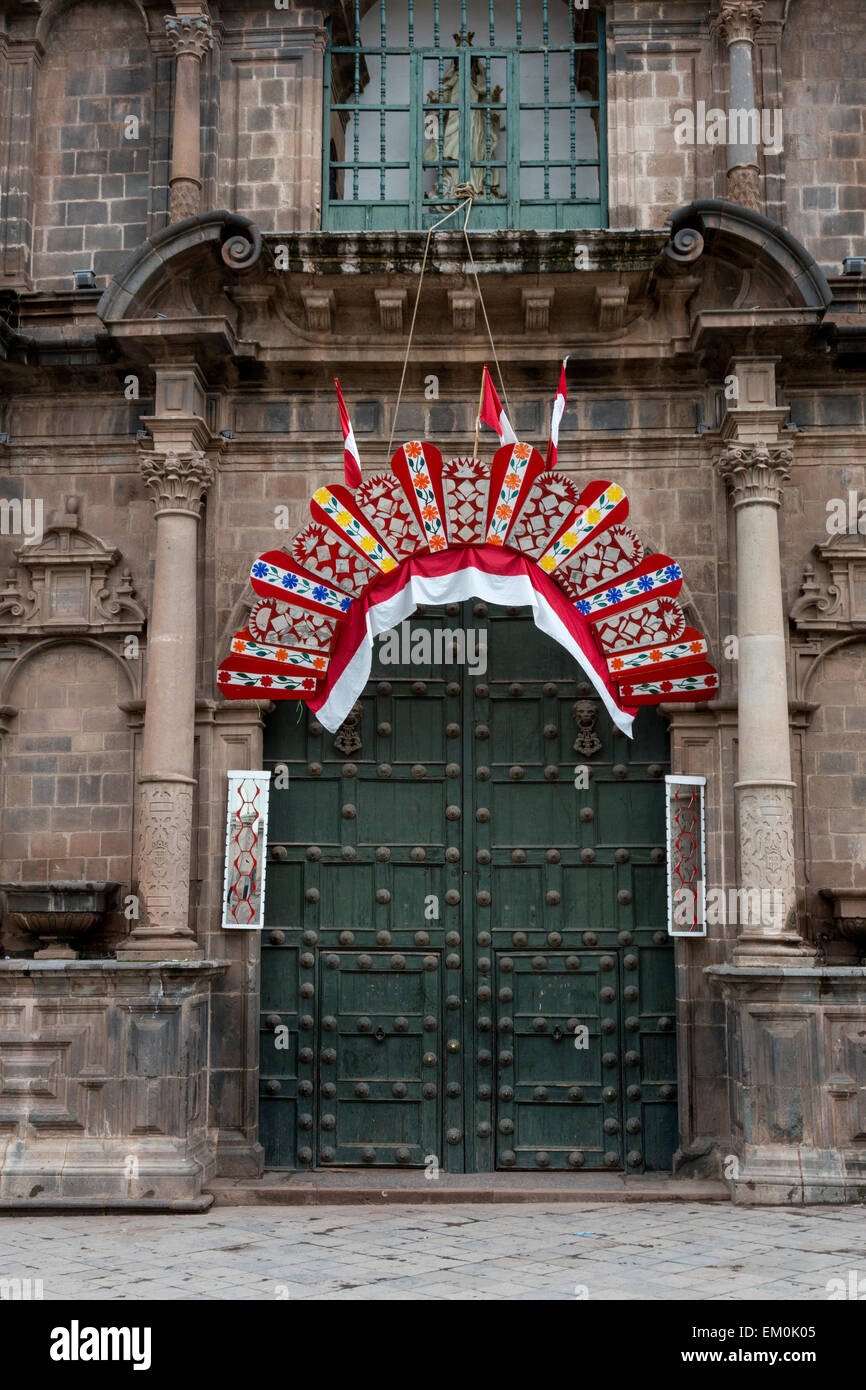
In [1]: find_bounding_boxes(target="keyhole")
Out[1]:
[374,1025,386,1043]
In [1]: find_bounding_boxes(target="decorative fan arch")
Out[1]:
[218,440,718,735]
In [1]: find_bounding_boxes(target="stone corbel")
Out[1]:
[521,289,554,334]
[301,289,334,332]
[448,290,477,333]
[374,289,407,334]
[594,285,629,332]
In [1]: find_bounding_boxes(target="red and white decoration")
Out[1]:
[219,436,719,736]
[335,377,362,490]
[544,357,569,469]
[222,771,271,930]
[478,365,517,446]
[666,775,707,937]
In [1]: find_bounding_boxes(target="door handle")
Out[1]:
[374,1025,386,1043]
[552,1025,564,1042]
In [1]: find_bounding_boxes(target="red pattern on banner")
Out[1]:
[355,472,426,558]
[509,471,582,557]
[291,522,377,593]
[442,458,491,544]
[671,785,701,933]
[555,523,644,600]
[228,778,260,926]
[594,596,686,653]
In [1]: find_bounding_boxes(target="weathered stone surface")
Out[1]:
[0,0,863,1208]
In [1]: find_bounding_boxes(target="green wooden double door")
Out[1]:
[260,601,678,1173]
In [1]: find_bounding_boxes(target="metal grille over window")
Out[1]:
[324,0,606,231]
[222,771,271,930]
[665,775,707,937]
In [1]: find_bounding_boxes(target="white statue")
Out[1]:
[424,35,504,199]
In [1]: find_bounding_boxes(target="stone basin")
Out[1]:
[0,882,119,958]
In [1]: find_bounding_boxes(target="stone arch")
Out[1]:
[800,632,866,704]
[0,635,140,708]
[34,0,150,46]
[0,639,137,953]
[32,0,154,288]
[798,637,866,940]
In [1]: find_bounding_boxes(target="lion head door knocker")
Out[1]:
[334,701,364,756]
[572,699,602,757]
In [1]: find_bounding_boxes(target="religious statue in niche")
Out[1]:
[425,33,504,200]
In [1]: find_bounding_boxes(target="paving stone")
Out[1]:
[2,1201,866,1300]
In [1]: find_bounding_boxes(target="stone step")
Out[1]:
[206,1172,731,1206]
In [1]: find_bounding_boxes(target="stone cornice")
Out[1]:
[716,440,792,507]
[140,450,215,516]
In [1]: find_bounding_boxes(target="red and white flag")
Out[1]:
[478,364,517,446]
[545,356,569,469]
[334,377,362,489]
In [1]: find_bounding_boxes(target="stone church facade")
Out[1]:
[0,0,864,1208]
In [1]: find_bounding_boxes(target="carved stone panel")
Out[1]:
[136,780,195,938]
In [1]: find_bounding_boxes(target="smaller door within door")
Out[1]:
[495,951,623,1171]
[318,951,442,1166]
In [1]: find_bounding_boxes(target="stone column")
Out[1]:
[716,362,810,961]
[712,0,765,211]
[119,450,214,961]
[164,11,213,222]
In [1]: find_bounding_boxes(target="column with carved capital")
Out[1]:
[164,11,214,221]
[119,451,214,960]
[717,439,809,960]
[712,1,764,211]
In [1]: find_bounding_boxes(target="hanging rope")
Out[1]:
[387,190,513,461]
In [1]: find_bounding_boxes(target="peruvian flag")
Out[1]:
[545,356,569,469]
[335,377,362,489]
[479,364,517,446]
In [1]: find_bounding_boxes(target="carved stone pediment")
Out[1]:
[0,496,145,636]
[791,533,866,634]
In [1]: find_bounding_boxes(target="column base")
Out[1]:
[732,930,816,966]
[116,940,204,962]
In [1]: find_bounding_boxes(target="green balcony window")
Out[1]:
[324,0,607,231]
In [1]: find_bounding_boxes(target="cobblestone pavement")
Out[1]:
[1,1203,865,1300]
